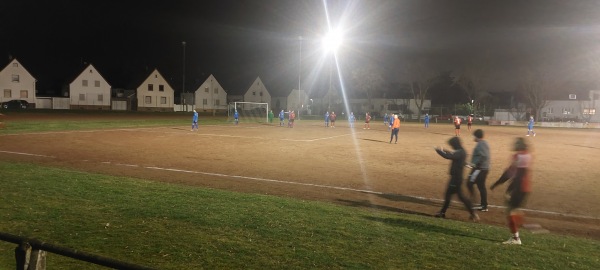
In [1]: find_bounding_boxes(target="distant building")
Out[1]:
[194,74,227,113]
[136,68,174,112]
[0,58,37,105]
[542,90,600,122]
[240,76,271,110]
[69,64,111,110]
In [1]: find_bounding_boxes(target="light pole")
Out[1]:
[298,35,302,119]
[182,41,186,111]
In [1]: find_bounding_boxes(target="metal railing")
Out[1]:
[0,232,155,270]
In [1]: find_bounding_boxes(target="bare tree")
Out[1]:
[352,64,385,112]
[520,68,553,121]
[452,63,490,114]
[405,60,438,121]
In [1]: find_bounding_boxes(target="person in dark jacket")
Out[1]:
[434,137,479,221]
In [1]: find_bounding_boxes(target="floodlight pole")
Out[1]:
[298,35,302,119]
[182,41,186,111]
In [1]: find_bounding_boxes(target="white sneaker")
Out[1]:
[526,134,530,136]
[533,133,536,137]
[502,237,522,245]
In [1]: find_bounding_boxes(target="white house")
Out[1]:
[287,89,309,112]
[136,68,175,112]
[242,76,271,109]
[0,58,37,105]
[542,90,600,122]
[69,64,111,109]
[194,74,227,113]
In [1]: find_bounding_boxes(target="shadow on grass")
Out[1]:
[336,199,432,217]
[376,193,442,207]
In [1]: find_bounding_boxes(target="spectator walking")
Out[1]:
[467,129,490,212]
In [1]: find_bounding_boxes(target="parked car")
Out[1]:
[1,99,29,109]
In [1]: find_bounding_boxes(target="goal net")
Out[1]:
[228,102,269,123]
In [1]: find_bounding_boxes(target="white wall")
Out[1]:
[69,64,111,107]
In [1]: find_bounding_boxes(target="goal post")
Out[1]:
[228,102,269,123]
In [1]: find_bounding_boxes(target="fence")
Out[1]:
[0,232,155,270]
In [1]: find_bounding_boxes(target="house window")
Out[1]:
[89,69,93,73]
[159,85,164,92]
[82,80,88,87]
[148,84,154,91]
[214,87,218,94]
[145,96,152,104]
[215,99,220,106]
[20,90,28,98]
[205,87,209,93]
[260,92,263,97]
[160,97,167,104]
[12,75,19,82]
[98,94,103,102]
[584,108,596,115]
[79,94,85,101]
[95,80,100,87]
[253,91,256,96]
[155,74,158,78]
[548,108,553,113]
[13,63,18,67]
[4,89,11,98]
[203,99,208,105]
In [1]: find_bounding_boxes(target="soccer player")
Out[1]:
[490,137,532,245]
[289,110,295,128]
[348,112,355,128]
[330,111,336,128]
[363,112,371,129]
[454,116,462,136]
[325,112,330,127]
[467,114,473,131]
[268,110,274,123]
[389,114,400,144]
[467,129,490,212]
[384,113,389,126]
[234,110,239,125]
[424,113,430,128]
[191,109,198,131]
[434,137,479,222]
[527,116,536,136]
[279,110,285,126]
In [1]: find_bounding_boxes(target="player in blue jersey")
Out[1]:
[424,113,430,128]
[279,110,285,126]
[191,110,198,131]
[527,116,536,136]
[348,112,355,128]
[234,110,239,125]
[324,112,330,127]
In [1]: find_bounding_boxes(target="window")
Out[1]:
[12,75,19,82]
[95,80,100,87]
[79,94,85,101]
[214,87,218,94]
[82,80,88,87]
[569,94,577,99]
[20,90,28,98]
[148,84,154,91]
[215,99,220,106]
[548,108,554,113]
[13,63,18,67]
[203,99,208,105]
[253,91,256,96]
[145,96,152,104]
[159,85,164,92]
[98,94,103,102]
[584,108,596,115]
[4,89,11,98]
[160,97,167,104]
[205,87,209,93]
[260,92,263,96]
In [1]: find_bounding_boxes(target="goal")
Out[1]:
[228,102,269,123]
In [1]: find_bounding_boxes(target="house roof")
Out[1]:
[0,58,37,80]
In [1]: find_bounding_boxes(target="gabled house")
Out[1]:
[194,74,227,113]
[136,68,174,112]
[69,64,111,110]
[243,77,271,106]
[0,58,37,105]
[542,89,600,122]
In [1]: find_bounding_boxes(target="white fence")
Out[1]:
[35,97,70,109]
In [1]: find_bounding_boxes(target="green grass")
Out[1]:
[0,162,598,269]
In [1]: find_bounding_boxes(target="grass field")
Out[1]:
[0,111,599,269]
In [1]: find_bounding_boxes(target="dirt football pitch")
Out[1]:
[1,113,599,240]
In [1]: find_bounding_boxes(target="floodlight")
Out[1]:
[322,28,343,53]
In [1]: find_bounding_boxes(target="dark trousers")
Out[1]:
[390,128,399,143]
[467,169,489,207]
[441,179,474,214]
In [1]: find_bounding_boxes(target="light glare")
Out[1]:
[322,29,343,53]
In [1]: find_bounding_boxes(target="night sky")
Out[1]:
[2,0,600,98]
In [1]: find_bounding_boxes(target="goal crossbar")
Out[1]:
[229,102,269,123]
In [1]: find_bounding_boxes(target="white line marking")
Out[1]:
[0,150,55,158]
